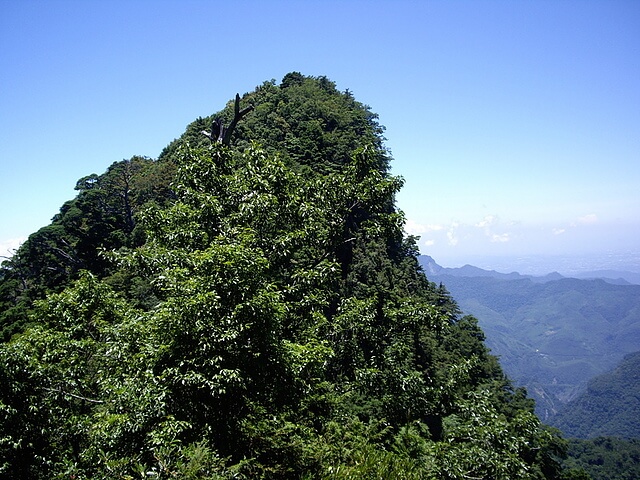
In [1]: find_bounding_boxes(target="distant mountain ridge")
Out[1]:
[573,269,640,285]
[420,255,638,285]
[419,255,640,429]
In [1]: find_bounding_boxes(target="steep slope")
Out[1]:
[563,437,640,479]
[550,351,640,439]
[0,157,176,340]
[421,260,640,421]
[0,74,568,479]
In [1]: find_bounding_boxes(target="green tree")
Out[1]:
[0,156,174,339]
[0,74,570,478]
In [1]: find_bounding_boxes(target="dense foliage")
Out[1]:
[159,72,389,176]
[0,156,175,340]
[421,269,640,421]
[550,352,640,439]
[1,74,573,478]
[563,437,640,480]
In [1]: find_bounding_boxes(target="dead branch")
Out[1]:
[202,93,254,146]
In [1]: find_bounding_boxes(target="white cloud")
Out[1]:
[490,233,511,243]
[423,239,435,247]
[571,213,598,227]
[552,228,566,235]
[447,222,459,246]
[474,214,512,243]
[475,215,496,228]
[404,219,445,236]
[404,218,427,235]
[577,213,598,225]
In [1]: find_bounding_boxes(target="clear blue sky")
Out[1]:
[1,0,639,272]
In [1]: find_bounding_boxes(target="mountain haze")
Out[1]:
[420,255,639,285]
[420,255,640,424]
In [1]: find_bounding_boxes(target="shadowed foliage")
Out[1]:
[0,74,575,479]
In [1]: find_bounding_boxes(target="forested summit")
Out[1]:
[0,74,579,479]
[159,72,390,175]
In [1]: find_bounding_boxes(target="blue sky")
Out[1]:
[1,0,639,272]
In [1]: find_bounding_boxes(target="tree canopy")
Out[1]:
[550,351,640,439]
[0,73,576,479]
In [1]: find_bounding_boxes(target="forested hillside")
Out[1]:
[563,437,640,480]
[0,74,577,478]
[550,351,640,439]
[420,260,640,422]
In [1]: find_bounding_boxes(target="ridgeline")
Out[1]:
[0,74,580,479]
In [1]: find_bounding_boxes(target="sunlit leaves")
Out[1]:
[0,74,570,478]
[435,389,553,479]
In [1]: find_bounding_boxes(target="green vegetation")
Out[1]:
[1,74,575,478]
[550,352,640,439]
[424,272,640,421]
[0,156,175,340]
[563,437,640,480]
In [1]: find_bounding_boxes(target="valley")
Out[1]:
[420,254,640,430]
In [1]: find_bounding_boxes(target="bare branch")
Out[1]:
[43,387,106,404]
[222,94,254,145]
[202,93,254,146]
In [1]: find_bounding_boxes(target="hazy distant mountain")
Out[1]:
[419,255,640,422]
[419,255,639,285]
[573,270,640,285]
[549,351,640,439]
